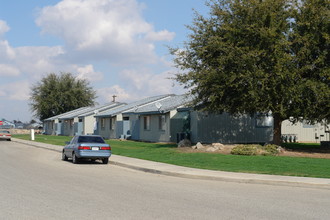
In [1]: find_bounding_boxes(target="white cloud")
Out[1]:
[0,81,30,101]
[12,46,65,80]
[0,39,66,79]
[0,64,20,76]
[97,85,132,102]
[120,68,181,95]
[0,20,10,37]
[76,64,103,82]
[145,30,175,42]
[0,40,15,60]
[36,0,175,64]
[97,69,185,104]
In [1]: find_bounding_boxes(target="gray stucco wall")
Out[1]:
[190,112,273,144]
[62,119,74,136]
[43,121,55,135]
[99,116,119,139]
[139,114,171,142]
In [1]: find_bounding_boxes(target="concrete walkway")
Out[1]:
[12,138,330,189]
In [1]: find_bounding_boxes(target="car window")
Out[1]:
[0,131,9,134]
[78,136,105,143]
[70,136,77,144]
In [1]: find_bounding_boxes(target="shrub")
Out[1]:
[231,145,259,156]
[261,144,280,156]
[231,144,280,156]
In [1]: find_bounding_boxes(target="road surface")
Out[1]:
[0,140,330,219]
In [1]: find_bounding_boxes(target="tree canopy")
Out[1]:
[30,72,97,121]
[171,0,330,145]
[291,0,330,122]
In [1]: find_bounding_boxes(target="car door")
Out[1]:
[68,136,77,157]
[64,136,74,157]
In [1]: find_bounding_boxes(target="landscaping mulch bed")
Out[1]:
[178,144,330,159]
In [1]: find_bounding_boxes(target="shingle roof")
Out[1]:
[96,94,174,117]
[124,94,192,114]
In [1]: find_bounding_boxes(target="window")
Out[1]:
[101,118,106,129]
[78,136,105,143]
[144,116,150,130]
[255,114,273,127]
[159,115,166,131]
[110,118,116,130]
[79,118,83,122]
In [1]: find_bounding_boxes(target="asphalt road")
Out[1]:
[1,141,330,220]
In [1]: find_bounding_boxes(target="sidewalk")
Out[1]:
[12,138,330,189]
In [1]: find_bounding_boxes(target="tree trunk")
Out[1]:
[273,113,282,146]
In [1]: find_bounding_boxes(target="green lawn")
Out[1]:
[13,134,330,178]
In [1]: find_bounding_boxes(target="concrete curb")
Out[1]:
[109,158,330,189]
[12,138,330,189]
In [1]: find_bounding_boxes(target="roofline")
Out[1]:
[96,94,174,117]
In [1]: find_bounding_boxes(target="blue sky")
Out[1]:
[0,0,209,122]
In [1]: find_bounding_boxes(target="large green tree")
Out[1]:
[30,72,97,121]
[291,0,330,122]
[171,0,330,145]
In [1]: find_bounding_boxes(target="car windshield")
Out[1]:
[78,136,105,143]
[0,131,10,134]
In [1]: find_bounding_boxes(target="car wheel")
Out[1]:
[72,153,79,164]
[102,158,109,164]
[7,139,11,141]
[62,151,68,161]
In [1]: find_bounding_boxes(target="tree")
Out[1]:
[291,0,330,122]
[171,0,329,145]
[30,72,97,121]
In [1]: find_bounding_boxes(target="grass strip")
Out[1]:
[13,134,330,178]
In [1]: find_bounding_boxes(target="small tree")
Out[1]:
[171,0,329,145]
[30,72,97,121]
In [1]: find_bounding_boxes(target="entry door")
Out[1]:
[57,122,62,135]
[123,120,130,137]
[77,121,83,135]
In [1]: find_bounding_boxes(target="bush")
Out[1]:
[231,145,259,156]
[231,144,280,156]
[261,144,280,156]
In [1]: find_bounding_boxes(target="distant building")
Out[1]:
[96,94,174,140]
[282,120,330,143]
[0,119,15,129]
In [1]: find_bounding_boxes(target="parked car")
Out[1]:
[0,130,11,141]
[62,135,111,164]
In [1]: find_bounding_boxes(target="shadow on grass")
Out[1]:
[283,143,330,154]
[151,143,177,149]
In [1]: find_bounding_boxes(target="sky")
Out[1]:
[0,0,209,122]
